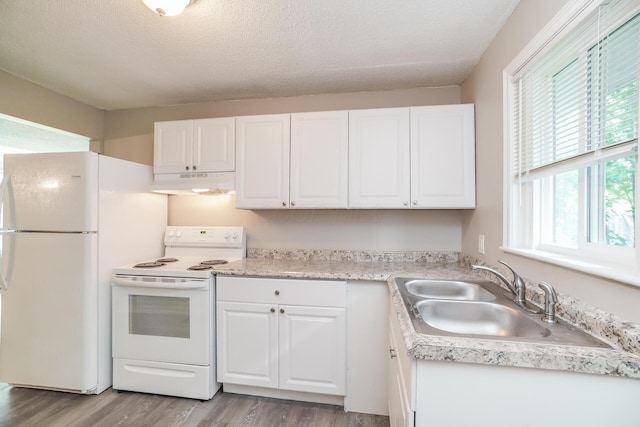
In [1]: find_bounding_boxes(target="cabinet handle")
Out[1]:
[403,201,408,206]
[270,308,275,313]
[193,165,197,171]
[291,201,295,207]
[185,166,190,171]
[275,290,280,296]
[280,308,285,314]
[389,348,397,359]
[282,202,287,207]
[412,200,418,206]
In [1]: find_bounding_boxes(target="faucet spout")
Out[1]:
[498,261,525,305]
[471,264,518,296]
[472,262,541,314]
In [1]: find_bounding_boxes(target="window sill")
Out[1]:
[500,246,640,288]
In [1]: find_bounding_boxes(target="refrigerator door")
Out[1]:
[0,232,98,392]
[4,152,98,232]
[0,174,16,290]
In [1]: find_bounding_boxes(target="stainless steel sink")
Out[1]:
[403,279,496,301]
[395,277,610,348]
[416,300,550,338]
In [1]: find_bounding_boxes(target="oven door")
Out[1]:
[112,275,213,366]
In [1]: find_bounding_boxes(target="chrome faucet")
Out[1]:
[538,281,558,323]
[472,261,540,313]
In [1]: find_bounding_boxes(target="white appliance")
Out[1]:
[111,226,246,400]
[150,171,236,195]
[0,152,168,394]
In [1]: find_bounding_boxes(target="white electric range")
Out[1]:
[111,226,246,400]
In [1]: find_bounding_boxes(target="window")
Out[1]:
[505,0,640,283]
[0,114,90,176]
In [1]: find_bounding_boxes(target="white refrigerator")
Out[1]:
[0,152,167,394]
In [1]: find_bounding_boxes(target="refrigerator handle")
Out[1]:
[0,175,16,291]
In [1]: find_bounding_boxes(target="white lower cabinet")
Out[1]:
[278,304,346,394]
[388,302,416,427]
[217,277,346,397]
[216,301,279,388]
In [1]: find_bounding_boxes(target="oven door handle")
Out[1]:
[111,276,209,290]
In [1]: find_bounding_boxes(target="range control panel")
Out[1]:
[164,226,245,248]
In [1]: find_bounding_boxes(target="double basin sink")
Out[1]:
[396,277,609,348]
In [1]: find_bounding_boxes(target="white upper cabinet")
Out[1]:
[154,120,192,174]
[349,108,411,208]
[193,118,236,172]
[410,104,475,208]
[235,111,348,209]
[290,111,348,208]
[153,118,235,174]
[235,114,291,209]
[349,105,475,209]
[156,104,475,209]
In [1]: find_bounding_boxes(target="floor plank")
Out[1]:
[0,386,390,427]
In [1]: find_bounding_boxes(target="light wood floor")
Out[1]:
[0,384,390,426]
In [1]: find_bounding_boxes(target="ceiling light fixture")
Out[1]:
[142,0,196,17]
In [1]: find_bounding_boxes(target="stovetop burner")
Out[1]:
[133,262,167,268]
[187,264,213,271]
[156,257,179,263]
[199,259,229,266]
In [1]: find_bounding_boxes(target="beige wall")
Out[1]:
[102,86,460,166]
[169,194,462,251]
[0,70,103,140]
[103,86,464,252]
[460,0,640,322]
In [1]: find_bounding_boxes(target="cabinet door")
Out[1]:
[279,305,346,396]
[216,301,278,388]
[410,104,476,208]
[290,111,348,208]
[388,316,415,427]
[153,120,193,174]
[235,114,291,209]
[349,108,411,208]
[193,117,235,172]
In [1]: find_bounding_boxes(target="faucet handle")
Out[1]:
[538,281,558,323]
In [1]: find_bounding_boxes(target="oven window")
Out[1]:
[129,295,190,338]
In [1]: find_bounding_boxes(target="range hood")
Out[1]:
[150,171,235,195]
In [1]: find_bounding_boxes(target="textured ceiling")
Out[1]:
[0,0,520,111]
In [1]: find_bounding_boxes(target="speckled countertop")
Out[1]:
[215,249,640,380]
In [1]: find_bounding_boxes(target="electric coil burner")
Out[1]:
[111,226,246,400]
[188,264,212,271]
[133,261,166,268]
[200,259,229,266]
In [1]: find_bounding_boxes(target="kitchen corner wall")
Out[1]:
[103,86,463,252]
[460,0,640,323]
[0,70,104,140]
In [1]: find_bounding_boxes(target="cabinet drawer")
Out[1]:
[217,276,346,307]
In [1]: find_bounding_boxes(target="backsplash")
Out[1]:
[248,248,458,263]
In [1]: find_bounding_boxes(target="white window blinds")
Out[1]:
[511,0,639,181]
